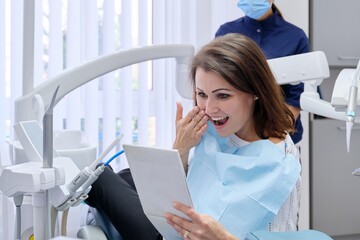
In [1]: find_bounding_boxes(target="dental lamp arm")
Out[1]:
[300,79,346,121]
[300,91,346,121]
[15,44,194,123]
[268,51,348,121]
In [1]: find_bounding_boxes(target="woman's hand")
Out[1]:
[172,102,208,164]
[165,202,238,240]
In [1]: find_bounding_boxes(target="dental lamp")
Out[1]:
[15,44,194,124]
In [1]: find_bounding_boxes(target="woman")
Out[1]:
[215,0,310,145]
[165,33,301,239]
[86,34,301,240]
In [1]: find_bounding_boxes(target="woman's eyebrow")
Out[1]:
[196,87,232,93]
[212,88,231,93]
[195,87,204,92]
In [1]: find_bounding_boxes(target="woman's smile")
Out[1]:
[211,116,229,127]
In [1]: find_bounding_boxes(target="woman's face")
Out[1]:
[195,68,258,141]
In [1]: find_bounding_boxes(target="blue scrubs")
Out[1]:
[187,126,301,239]
[215,10,310,144]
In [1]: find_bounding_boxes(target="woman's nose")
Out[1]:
[205,99,218,114]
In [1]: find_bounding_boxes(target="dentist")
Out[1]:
[215,0,310,147]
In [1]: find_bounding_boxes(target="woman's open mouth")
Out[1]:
[211,116,229,126]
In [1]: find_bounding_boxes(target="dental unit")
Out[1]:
[2,38,360,238]
[1,4,360,237]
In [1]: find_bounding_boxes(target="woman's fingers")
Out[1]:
[194,113,208,129]
[174,104,208,151]
[195,124,208,139]
[185,106,200,124]
[173,202,202,223]
[175,102,184,123]
[176,103,208,128]
[165,212,195,240]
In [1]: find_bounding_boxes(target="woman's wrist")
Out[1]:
[172,144,190,169]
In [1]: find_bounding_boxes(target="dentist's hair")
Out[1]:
[189,33,295,140]
[272,3,283,19]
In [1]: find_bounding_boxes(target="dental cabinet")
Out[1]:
[311,0,360,67]
[310,118,360,238]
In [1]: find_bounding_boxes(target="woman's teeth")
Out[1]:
[212,117,229,126]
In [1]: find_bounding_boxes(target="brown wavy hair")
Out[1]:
[189,33,295,140]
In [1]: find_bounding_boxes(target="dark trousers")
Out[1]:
[85,167,162,240]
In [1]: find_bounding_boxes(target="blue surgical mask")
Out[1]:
[237,0,271,20]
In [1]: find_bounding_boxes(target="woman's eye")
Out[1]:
[217,93,229,99]
[197,92,207,98]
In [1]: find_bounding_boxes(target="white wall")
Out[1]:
[276,0,309,35]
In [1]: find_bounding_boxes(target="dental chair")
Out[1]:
[73,49,338,240]
[77,206,121,240]
[78,210,334,240]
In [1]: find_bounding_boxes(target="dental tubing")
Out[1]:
[80,150,125,195]
[89,134,123,170]
[69,149,126,208]
[104,149,124,166]
[66,135,123,198]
